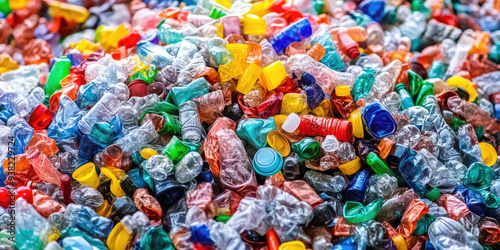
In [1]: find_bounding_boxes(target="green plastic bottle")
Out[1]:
[343,199,383,223]
[141,227,174,250]
[408,70,424,99]
[415,81,434,106]
[291,137,320,160]
[394,83,415,110]
[464,162,494,190]
[44,56,71,102]
[351,67,376,101]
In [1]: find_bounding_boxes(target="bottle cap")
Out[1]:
[279,241,306,250]
[128,79,149,98]
[425,187,441,201]
[106,222,131,250]
[282,113,301,133]
[215,215,231,222]
[479,142,497,166]
[72,162,100,189]
[394,83,408,92]
[28,104,54,130]
[348,109,364,138]
[253,147,284,176]
[335,85,351,97]
[366,152,395,176]
[243,14,267,35]
[338,156,361,175]
[140,148,158,160]
[260,61,288,91]
[446,76,477,102]
[267,130,291,157]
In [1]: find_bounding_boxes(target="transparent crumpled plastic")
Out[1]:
[144,154,175,181]
[428,217,482,250]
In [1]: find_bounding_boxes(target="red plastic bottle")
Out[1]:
[337,30,360,59]
[297,115,353,141]
[330,85,357,118]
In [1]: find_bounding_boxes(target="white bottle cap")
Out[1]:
[282,113,301,133]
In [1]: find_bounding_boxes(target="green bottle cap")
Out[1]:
[366,152,396,177]
[215,215,231,223]
[425,187,441,201]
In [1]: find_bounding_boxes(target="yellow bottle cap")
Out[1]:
[335,85,351,97]
[348,109,364,138]
[338,156,361,175]
[267,130,291,157]
[72,162,100,189]
[260,61,288,91]
[446,76,477,102]
[243,14,267,35]
[101,167,127,197]
[479,142,497,166]
[107,222,131,250]
[96,200,112,218]
[140,148,158,160]
[392,235,408,250]
[279,241,306,250]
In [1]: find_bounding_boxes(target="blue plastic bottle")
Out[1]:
[363,103,397,138]
[455,185,487,217]
[386,144,433,198]
[300,73,324,110]
[270,18,313,53]
[357,0,385,22]
[345,170,370,203]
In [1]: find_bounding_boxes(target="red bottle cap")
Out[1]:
[128,79,149,98]
[60,174,73,205]
[15,186,33,204]
[28,104,54,130]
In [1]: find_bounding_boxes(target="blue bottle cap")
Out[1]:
[154,179,185,210]
[252,147,283,176]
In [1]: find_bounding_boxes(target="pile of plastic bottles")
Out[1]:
[1,0,500,248]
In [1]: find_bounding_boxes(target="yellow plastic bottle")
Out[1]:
[311,99,334,117]
[48,1,90,23]
[237,63,263,94]
[219,43,249,81]
[98,24,130,52]
[70,39,101,55]
[107,222,132,250]
[267,130,291,157]
[247,0,271,17]
[280,93,310,115]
